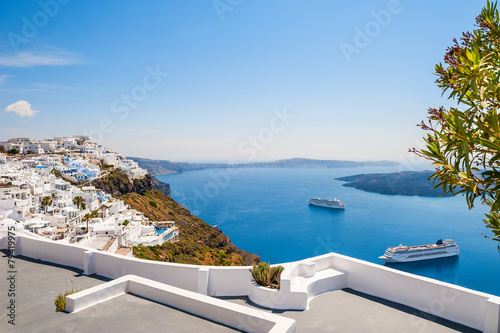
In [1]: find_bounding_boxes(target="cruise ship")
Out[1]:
[308,197,345,210]
[379,239,459,263]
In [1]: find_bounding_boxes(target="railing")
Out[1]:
[2,232,499,332]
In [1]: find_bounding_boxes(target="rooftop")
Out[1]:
[222,291,479,333]
[0,252,240,333]
[82,236,112,250]
[0,252,480,333]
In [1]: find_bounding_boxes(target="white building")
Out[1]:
[25,143,44,154]
[0,136,176,251]
[8,138,30,145]
[63,138,77,149]
[35,155,62,167]
[1,142,24,154]
[118,159,148,179]
[37,140,57,152]
[99,152,121,166]
[61,207,80,223]
[73,187,100,211]
[0,186,32,210]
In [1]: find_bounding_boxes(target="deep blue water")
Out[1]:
[158,167,500,296]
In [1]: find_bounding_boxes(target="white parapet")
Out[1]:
[248,257,347,310]
[330,252,500,333]
[65,277,128,313]
[66,275,296,333]
[2,232,500,332]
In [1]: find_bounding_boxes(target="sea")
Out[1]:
[157,166,500,297]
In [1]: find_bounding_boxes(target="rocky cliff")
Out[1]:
[92,171,170,196]
[336,171,452,197]
[92,169,259,265]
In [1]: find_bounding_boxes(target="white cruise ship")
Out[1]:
[308,197,345,210]
[379,239,459,263]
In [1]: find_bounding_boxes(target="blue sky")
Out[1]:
[0,0,486,163]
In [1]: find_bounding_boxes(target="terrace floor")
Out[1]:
[0,252,240,333]
[0,252,480,333]
[221,290,480,333]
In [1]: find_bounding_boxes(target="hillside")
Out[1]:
[92,169,260,265]
[130,157,399,176]
[128,157,227,175]
[244,158,398,169]
[336,171,451,197]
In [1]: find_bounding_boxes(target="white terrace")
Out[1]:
[1,228,498,333]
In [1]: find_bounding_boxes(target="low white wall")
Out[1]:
[486,297,500,333]
[67,275,296,333]
[66,277,128,313]
[331,253,498,332]
[305,269,347,300]
[2,232,499,332]
[106,238,118,254]
[91,251,201,292]
[206,266,252,296]
[248,281,306,310]
[16,233,88,270]
[312,254,334,272]
[251,255,347,310]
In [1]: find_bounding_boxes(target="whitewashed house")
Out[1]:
[63,138,77,149]
[61,207,80,223]
[118,159,148,179]
[37,140,57,152]
[8,138,30,145]
[73,187,100,211]
[25,142,44,154]
[35,155,62,168]
[44,214,68,228]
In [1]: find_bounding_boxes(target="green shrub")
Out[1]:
[217,250,228,259]
[270,265,284,288]
[122,220,129,227]
[249,262,284,289]
[149,201,157,208]
[54,288,81,312]
[7,149,19,156]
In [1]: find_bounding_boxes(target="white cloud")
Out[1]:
[0,51,83,68]
[4,100,39,118]
[32,82,80,90]
[0,74,12,84]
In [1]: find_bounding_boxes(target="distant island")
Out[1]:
[336,171,451,197]
[129,157,399,176]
